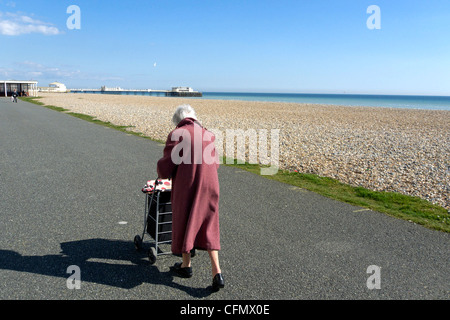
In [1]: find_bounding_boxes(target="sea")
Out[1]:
[70,90,450,111]
[201,92,450,111]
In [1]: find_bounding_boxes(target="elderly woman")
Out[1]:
[157,104,224,291]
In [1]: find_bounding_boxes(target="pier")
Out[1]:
[69,86,202,97]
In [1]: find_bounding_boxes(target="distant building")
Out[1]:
[101,86,123,91]
[39,82,67,93]
[49,82,67,92]
[168,87,202,97]
[0,80,38,97]
[171,87,195,93]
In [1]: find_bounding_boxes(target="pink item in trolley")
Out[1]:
[141,179,172,193]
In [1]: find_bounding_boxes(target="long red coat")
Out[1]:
[157,117,220,254]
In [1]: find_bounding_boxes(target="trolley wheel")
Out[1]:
[134,235,142,251]
[148,247,157,265]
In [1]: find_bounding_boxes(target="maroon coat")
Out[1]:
[157,118,220,254]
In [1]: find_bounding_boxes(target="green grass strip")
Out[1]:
[229,162,448,232]
[21,96,449,233]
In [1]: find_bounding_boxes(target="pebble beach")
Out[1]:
[38,92,450,211]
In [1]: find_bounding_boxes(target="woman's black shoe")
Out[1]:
[212,273,224,291]
[171,262,193,278]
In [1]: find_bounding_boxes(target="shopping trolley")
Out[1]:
[134,178,173,264]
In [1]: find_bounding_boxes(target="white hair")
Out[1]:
[172,104,197,126]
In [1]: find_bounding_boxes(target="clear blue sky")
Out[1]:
[1,0,450,95]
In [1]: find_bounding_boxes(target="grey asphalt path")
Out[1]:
[0,97,449,300]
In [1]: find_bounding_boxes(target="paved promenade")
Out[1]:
[0,97,448,300]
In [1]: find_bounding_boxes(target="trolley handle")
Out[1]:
[155,177,171,185]
[141,177,171,194]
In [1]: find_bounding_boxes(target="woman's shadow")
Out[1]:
[0,238,213,298]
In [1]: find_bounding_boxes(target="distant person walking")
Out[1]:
[12,90,18,103]
[157,104,224,291]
